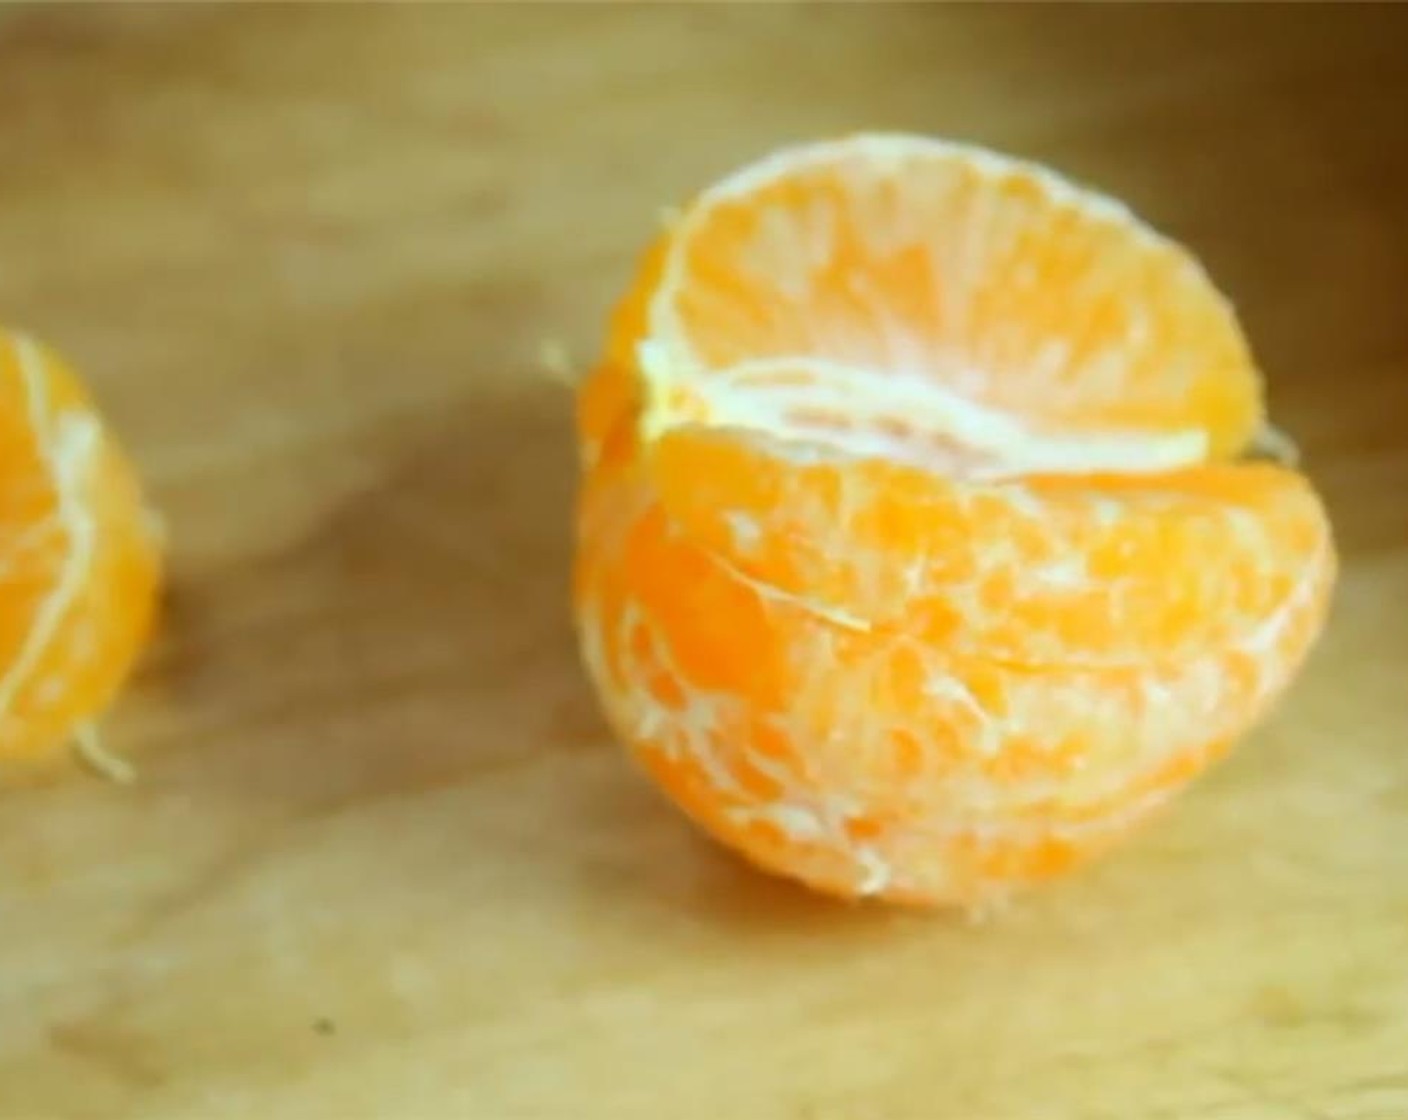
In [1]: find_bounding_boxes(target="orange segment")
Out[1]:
[578,453,1331,905]
[0,331,162,778]
[571,134,1336,909]
[647,422,1331,667]
[647,135,1263,457]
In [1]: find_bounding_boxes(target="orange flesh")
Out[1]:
[0,332,161,778]
[572,137,1335,908]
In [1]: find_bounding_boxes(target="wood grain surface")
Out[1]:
[1,5,1406,1118]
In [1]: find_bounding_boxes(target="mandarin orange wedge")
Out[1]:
[0,330,161,783]
[572,135,1335,908]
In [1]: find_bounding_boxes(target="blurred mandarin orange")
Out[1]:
[0,330,161,784]
[572,135,1335,909]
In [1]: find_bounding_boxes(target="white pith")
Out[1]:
[639,350,1209,478]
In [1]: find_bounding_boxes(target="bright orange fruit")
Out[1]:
[0,330,162,782]
[572,135,1335,908]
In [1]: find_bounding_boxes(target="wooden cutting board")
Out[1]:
[2,6,1406,1118]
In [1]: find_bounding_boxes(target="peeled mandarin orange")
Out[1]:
[0,330,162,783]
[571,135,1335,908]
